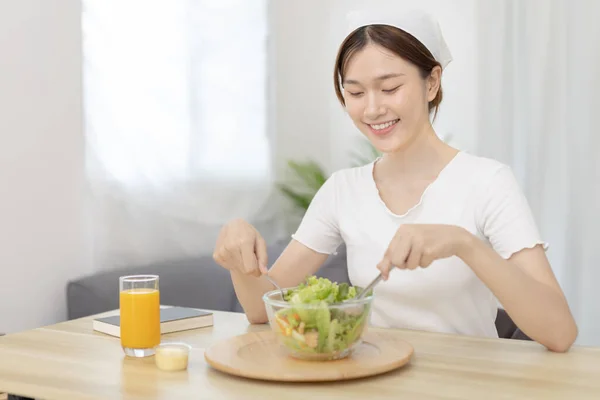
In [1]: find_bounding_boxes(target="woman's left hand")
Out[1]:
[377,224,472,279]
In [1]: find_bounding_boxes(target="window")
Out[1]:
[82,0,271,186]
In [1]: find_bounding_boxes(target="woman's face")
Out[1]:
[342,43,438,153]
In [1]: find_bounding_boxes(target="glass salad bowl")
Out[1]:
[262,276,374,361]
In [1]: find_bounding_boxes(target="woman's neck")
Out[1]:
[376,123,459,181]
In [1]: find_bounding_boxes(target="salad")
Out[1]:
[272,276,370,356]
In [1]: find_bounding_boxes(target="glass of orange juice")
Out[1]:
[119,275,160,357]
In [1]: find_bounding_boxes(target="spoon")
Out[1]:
[264,274,285,300]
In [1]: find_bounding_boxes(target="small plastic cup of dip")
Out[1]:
[154,342,192,371]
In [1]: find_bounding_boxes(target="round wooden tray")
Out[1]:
[204,330,414,382]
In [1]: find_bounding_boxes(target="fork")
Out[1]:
[264,274,285,299]
[356,265,397,300]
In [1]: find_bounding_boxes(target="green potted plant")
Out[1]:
[277,159,328,213]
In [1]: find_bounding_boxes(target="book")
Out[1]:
[93,307,213,338]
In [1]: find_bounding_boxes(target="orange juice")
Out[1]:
[120,288,160,349]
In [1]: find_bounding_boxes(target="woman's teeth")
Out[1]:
[370,119,399,130]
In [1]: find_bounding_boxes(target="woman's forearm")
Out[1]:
[230,271,273,324]
[457,232,577,352]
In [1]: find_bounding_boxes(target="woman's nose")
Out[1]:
[363,93,386,120]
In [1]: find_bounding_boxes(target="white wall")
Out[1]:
[272,0,478,178]
[0,0,90,333]
[270,0,337,232]
[270,0,335,174]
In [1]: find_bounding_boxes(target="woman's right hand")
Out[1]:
[213,219,269,277]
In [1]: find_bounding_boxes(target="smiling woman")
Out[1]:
[213,8,578,353]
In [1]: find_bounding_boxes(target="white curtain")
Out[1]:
[476,0,600,346]
[82,0,283,270]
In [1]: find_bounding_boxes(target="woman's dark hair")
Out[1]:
[334,25,443,119]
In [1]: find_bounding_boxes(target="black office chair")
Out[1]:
[495,308,532,340]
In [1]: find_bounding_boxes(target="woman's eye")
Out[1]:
[382,86,400,93]
[347,91,364,97]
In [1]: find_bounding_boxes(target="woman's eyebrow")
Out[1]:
[343,73,405,85]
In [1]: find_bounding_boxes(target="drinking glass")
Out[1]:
[119,275,160,357]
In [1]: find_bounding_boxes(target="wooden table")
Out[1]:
[0,310,599,399]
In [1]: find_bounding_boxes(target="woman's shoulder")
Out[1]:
[311,162,375,203]
[453,151,515,186]
[453,152,528,215]
[456,151,508,173]
[328,160,376,186]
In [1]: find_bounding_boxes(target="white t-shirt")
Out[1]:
[291,151,547,338]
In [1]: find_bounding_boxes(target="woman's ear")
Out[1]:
[426,66,442,102]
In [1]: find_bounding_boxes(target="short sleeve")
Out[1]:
[291,171,343,255]
[475,165,549,259]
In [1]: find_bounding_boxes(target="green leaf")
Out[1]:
[277,159,329,212]
[286,160,328,192]
[277,184,314,211]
